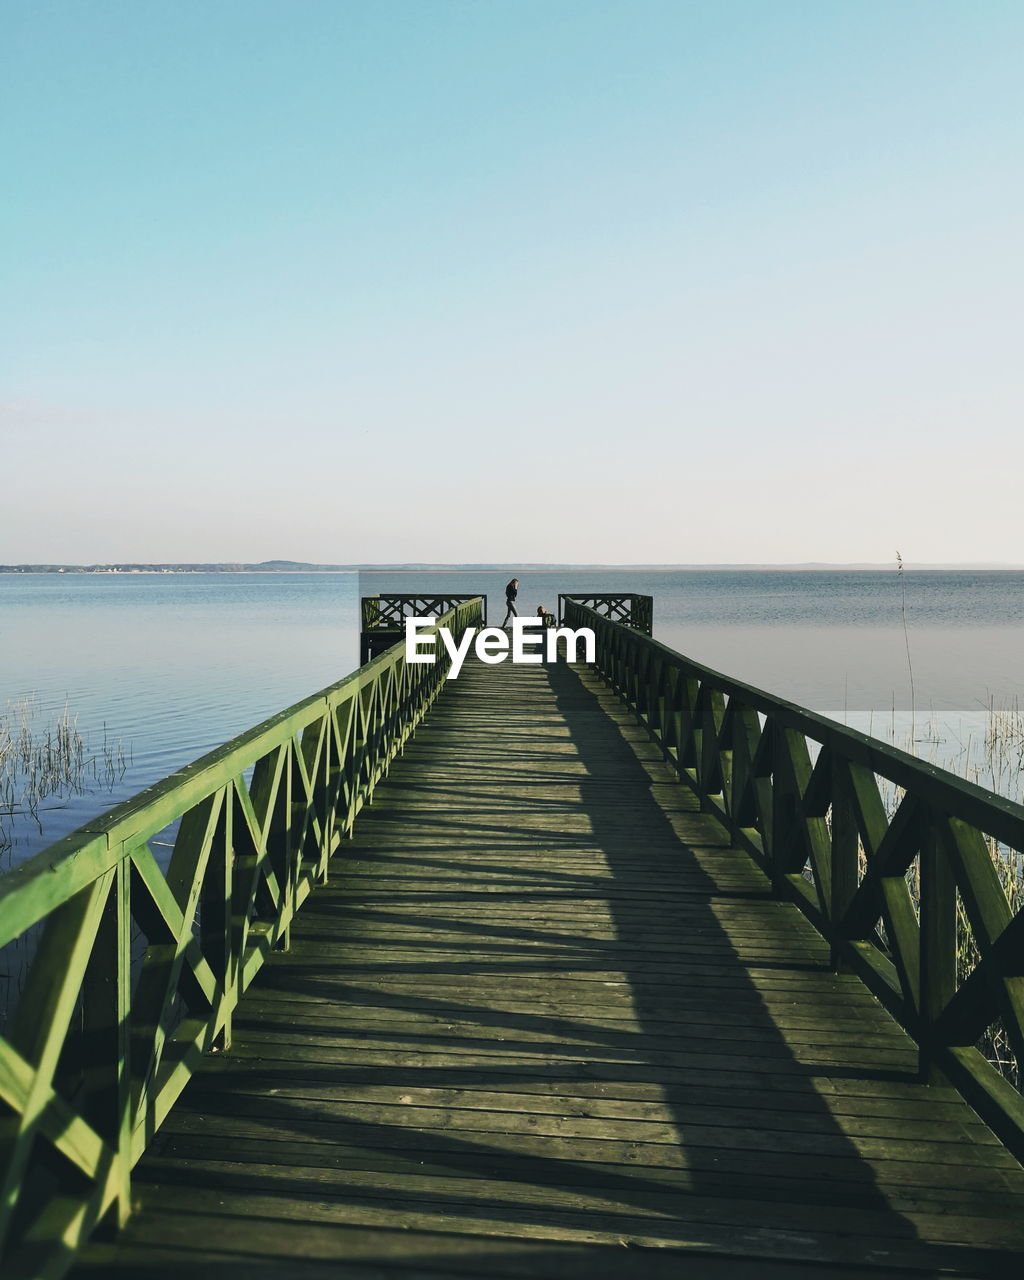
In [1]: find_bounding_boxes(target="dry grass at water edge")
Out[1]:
[0,694,130,856]
[871,698,1024,1088]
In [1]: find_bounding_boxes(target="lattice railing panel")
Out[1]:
[0,598,484,1279]
[564,599,1024,1165]
[558,594,653,635]
[361,594,484,630]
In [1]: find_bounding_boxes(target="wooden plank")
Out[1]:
[129,1156,1024,1249]
[154,1128,1022,1210]
[153,1109,1024,1195]
[82,1180,1024,1273]
[178,1079,996,1145]
[74,1212,926,1280]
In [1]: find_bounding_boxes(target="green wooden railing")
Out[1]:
[0,598,484,1280]
[360,595,486,663]
[361,594,487,631]
[564,600,1024,1162]
[558,593,652,634]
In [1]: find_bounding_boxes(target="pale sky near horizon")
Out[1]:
[4,1,1022,565]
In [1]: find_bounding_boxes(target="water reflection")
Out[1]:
[659,623,1024,713]
[1,573,359,865]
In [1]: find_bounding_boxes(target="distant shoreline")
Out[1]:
[4,563,1024,575]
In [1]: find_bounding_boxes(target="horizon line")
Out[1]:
[4,560,1024,572]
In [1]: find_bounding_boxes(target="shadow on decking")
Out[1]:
[73,660,1018,1277]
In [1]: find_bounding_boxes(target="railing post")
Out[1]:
[80,856,132,1229]
[768,719,788,891]
[698,686,724,809]
[319,705,335,877]
[270,744,292,953]
[201,789,234,1051]
[919,815,956,1083]
[829,754,858,971]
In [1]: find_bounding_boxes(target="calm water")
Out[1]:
[363,568,1024,712]
[2,569,1022,868]
[1,573,358,866]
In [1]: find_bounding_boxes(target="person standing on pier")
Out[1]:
[502,577,519,626]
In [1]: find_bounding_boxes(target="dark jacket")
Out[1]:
[505,580,518,601]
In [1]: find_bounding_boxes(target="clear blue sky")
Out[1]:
[4,1,1022,563]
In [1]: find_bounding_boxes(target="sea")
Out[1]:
[2,568,1023,872]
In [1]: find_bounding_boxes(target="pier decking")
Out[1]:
[72,659,1024,1278]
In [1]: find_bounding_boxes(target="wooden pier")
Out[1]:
[75,659,1024,1277]
[5,595,1024,1278]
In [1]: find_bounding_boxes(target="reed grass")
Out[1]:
[0,696,132,1027]
[0,695,129,855]
[870,697,1024,1087]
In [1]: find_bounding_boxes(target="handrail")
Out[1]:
[564,599,1024,1161]
[558,593,652,634]
[361,594,487,630]
[0,597,484,1279]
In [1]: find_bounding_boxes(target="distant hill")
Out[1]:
[0,561,339,573]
